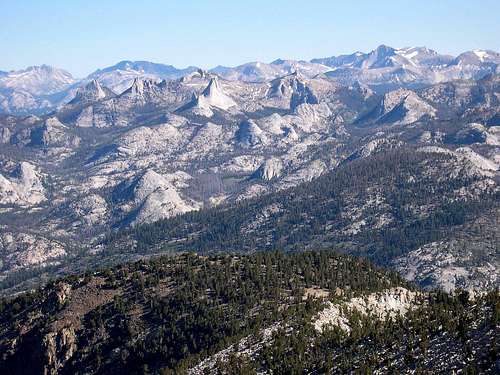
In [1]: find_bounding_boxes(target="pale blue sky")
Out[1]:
[1,0,499,77]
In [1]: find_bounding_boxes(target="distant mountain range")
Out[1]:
[1,42,499,375]
[0,46,498,295]
[0,45,498,115]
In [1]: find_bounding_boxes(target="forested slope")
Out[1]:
[0,251,498,374]
[104,148,499,290]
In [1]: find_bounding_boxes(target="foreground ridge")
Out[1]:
[0,251,498,374]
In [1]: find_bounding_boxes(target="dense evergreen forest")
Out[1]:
[0,251,498,374]
[105,149,498,266]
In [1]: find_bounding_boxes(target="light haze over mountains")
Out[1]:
[0,45,498,115]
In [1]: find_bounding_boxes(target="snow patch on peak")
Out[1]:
[472,49,489,62]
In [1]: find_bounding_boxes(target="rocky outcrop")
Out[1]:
[267,73,319,110]
[180,77,237,116]
[0,162,46,205]
[0,232,66,270]
[69,194,109,227]
[0,50,498,295]
[29,117,80,148]
[114,170,200,225]
[392,236,499,292]
[199,77,237,110]
[236,119,267,147]
[453,123,500,145]
[252,158,283,180]
[346,138,405,161]
[313,287,419,333]
[43,327,77,375]
[0,126,11,143]
[68,79,115,105]
[119,77,163,103]
[359,88,436,125]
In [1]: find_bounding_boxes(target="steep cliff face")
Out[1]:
[43,327,78,375]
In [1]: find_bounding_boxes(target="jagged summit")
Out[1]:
[363,44,397,68]
[179,76,237,116]
[1,45,500,304]
[268,73,304,96]
[1,45,499,115]
[120,77,162,99]
[82,61,199,96]
[200,77,236,109]
[268,73,319,109]
[69,79,115,104]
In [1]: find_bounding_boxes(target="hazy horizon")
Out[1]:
[1,0,499,77]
